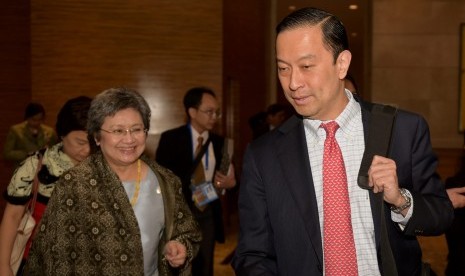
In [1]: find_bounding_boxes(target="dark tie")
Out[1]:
[321,121,358,275]
[192,136,206,185]
[191,136,207,211]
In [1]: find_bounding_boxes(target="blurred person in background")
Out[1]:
[249,103,292,140]
[0,96,92,276]
[3,102,58,166]
[444,150,465,275]
[156,87,236,276]
[344,74,358,95]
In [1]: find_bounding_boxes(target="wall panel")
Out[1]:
[372,0,465,148]
[0,1,31,216]
[30,0,222,156]
[223,0,271,175]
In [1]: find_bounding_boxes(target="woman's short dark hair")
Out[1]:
[87,87,151,146]
[183,87,216,119]
[24,102,45,120]
[276,7,349,63]
[56,96,93,138]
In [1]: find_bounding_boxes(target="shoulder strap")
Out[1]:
[189,137,211,177]
[357,104,398,276]
[357,104,397,190]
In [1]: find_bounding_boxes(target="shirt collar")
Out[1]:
[304,90,360,139]
[189,124,209,143]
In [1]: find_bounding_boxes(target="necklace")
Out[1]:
[130,159,141,206]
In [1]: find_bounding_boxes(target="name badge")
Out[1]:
[190,182,219,207]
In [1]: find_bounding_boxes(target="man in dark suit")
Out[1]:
[444,151,465,275]
[156,87,236,276]
[232,7,454,276]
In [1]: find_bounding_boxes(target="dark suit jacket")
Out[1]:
[155,124,225,243]
[232,99,454,276]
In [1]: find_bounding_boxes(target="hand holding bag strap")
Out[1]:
[357,104,398,276]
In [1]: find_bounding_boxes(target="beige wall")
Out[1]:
[372,0,465,148]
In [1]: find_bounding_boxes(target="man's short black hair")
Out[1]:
[183,87,216,119]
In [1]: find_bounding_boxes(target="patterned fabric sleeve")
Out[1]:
[4,143,72,205]
[24,172,67,275]
[27,161,147,275]
[170,175,202,273]
[152,161,202,276]
[28,153,201,276]
[4,153,40,204]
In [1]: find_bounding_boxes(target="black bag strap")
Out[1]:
[189,137,211,177]
[358,104,397,189]
[357,103,398,276]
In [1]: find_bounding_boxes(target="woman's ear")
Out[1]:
[94,136,100,146]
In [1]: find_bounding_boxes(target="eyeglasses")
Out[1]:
[198,109,222,119]
[100,127,148,137]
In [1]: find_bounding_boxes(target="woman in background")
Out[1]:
[0,96,92,276]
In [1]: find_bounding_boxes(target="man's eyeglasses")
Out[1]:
[198,109,222,119]
[100,127,148,137]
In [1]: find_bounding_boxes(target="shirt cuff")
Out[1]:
[391,189,414,228]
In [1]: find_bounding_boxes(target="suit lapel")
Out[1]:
[182,125,194,159]
[275,116,324,266]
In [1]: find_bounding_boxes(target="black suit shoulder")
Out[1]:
[248,115,303,151]
[155,125,191,177]
[159,124,189,139]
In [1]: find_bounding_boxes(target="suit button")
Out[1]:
[415,229,423,234]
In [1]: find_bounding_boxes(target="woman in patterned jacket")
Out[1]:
[26,87,201,276]
[0,96,93,276]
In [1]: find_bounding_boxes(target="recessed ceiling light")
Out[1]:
[289,5,296,11]
[349,4,358,10]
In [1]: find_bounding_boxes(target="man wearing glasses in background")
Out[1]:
[156,86,236,276]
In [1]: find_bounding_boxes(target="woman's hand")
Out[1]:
[164,241,187,268]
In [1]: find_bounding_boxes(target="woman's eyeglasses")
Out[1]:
[100,127,148,137]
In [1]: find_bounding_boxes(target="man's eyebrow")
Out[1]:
[276,54,316,64]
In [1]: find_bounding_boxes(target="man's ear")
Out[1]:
[337,50,352,79]
[188,107,196,119]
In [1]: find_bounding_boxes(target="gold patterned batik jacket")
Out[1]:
[25,152,201,276]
